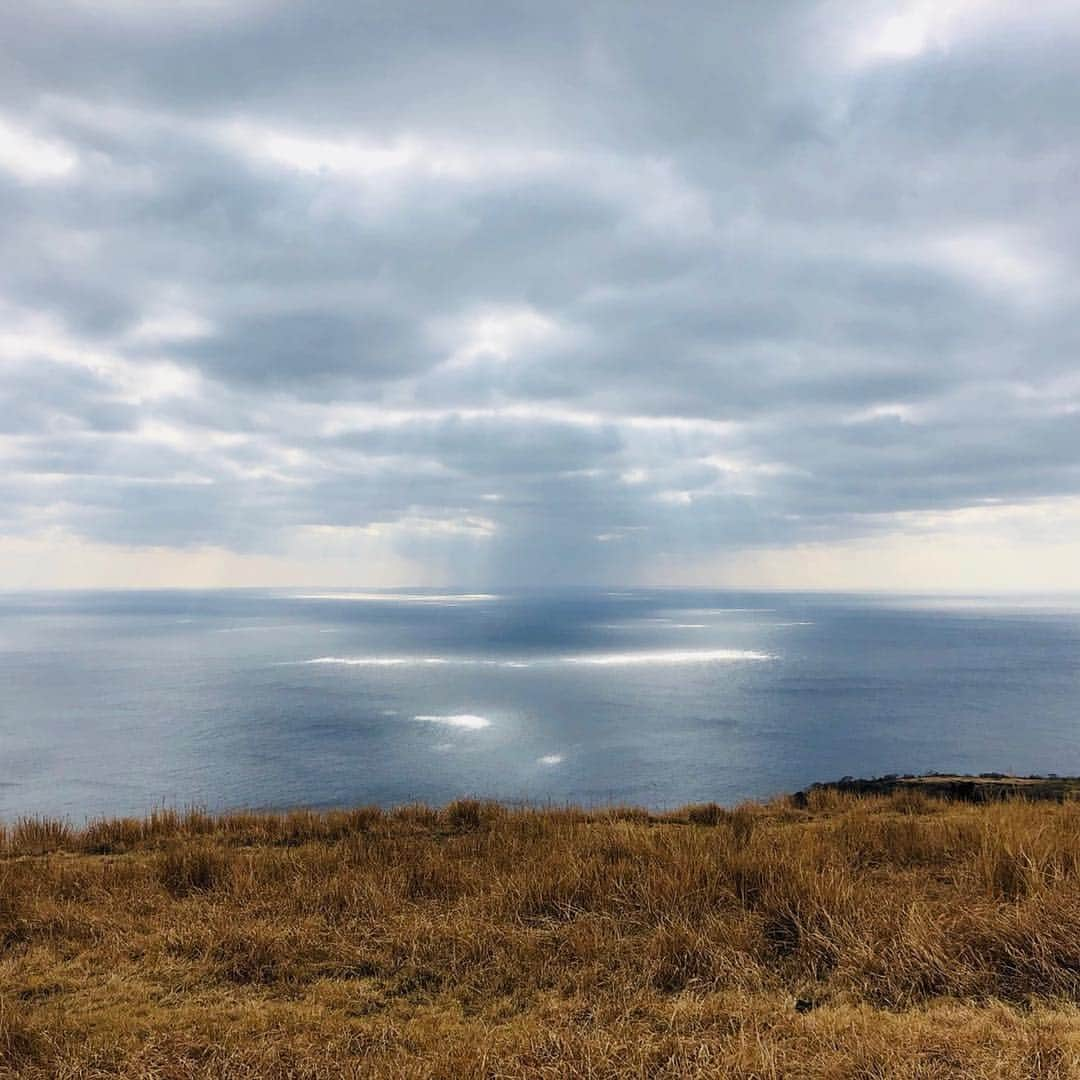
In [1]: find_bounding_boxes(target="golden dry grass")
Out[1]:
[3,792,1080,1076]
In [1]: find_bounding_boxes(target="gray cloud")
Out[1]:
[2,0,1078,584]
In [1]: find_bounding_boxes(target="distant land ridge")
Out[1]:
[795,772,1080,805]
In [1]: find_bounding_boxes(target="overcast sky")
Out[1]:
[2,0,1079,590]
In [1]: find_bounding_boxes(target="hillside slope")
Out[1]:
[3,790,1080,1077]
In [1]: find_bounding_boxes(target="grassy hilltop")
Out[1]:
[4,786,1080,1077]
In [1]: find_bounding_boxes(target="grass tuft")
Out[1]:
[157,840,233,897]
[0,792,1079,1075]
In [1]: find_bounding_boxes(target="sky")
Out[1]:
[2,0,1079,590]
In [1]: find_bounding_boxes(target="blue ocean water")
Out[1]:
[2,588,1079,821]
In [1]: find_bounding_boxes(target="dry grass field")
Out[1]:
[4,789,1080,1077]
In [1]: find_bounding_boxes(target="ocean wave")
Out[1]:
[561,649,772,666]
[291,592,498,604]
[303,648,772,669]
[682,607,775,614]
[306,656,446,666]
[415,713,491,729]
[596,620,708,630]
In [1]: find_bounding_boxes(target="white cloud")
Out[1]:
[847,0,1007,65]
[930,228,1065,304]
[1,0,1078,589]
[434,305,568,368]
[0,116,77,182]
[224,121,568,187]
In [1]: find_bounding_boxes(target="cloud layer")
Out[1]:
[2,0,1079,587]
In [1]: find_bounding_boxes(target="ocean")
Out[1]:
[2,588,1079,821]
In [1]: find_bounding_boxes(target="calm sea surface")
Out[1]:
[2,588,1079,820]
